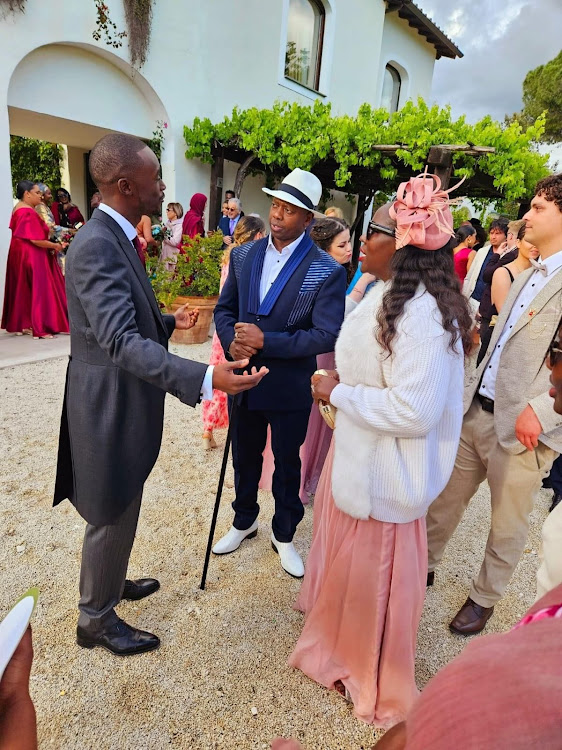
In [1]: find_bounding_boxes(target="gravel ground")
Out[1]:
[0,341,551,749]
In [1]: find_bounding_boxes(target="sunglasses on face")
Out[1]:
[548,336,562,367]
[366,221,395,240]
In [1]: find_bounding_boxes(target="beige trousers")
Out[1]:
[536,500,562,600]
[427,398,556,608]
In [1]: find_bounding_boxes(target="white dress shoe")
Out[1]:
[212,521,258,555]
[271,533,304,578]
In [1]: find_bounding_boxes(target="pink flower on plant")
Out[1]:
[164,122,168,129]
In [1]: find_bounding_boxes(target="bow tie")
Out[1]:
[530,258,548,277]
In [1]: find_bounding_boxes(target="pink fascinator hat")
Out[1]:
[389,168,464,251]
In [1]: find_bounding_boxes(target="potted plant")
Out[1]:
[147,232,224,345]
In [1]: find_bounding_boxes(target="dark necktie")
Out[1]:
[132,235,146,268]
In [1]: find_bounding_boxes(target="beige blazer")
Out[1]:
[464,266,562,454]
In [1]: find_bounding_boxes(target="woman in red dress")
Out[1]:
[2,180,69,339]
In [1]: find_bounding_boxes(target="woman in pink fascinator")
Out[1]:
[289,171,473,729]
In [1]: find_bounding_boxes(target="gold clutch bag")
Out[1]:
[315,369,337,430]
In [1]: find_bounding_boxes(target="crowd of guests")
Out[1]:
[3,145,562,748]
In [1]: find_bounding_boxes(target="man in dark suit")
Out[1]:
[54,133,267,656]
[218,197,243,246]
[213,169,346,578]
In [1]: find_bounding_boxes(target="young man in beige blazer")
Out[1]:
[427,174,562,634]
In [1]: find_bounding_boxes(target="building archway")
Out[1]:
[2,42,172,295]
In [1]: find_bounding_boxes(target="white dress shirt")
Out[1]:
[98,203,214,400]
[259,233,305,303]
[479,250,562,401]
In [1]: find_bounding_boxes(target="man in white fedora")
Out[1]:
[213,168,347,577]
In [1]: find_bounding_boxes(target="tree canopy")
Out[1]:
[517,50,562,144]
[184,99,549,202]
[9,135,63,196]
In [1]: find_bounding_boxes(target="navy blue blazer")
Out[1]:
[214,235,346,411]
[218,215,230,235]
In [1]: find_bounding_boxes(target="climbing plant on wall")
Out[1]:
[0,0,26,13]
[184,99,550,202]
[123,0,153,67]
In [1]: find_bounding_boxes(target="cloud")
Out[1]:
[415,0,562,123]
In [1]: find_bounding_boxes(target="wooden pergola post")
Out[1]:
[209,150,224,231]
[427,146,453,189]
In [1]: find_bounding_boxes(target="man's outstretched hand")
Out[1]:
[213,360,268,395]
[173,303,199,330]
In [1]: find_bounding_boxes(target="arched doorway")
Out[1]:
[2,42,172,296]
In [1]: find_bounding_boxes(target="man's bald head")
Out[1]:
[89,133,150,187]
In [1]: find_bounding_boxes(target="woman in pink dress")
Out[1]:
[201,215,266,449]
[452,224,477,283]
[289,172,473,728]
[2,180,69,339]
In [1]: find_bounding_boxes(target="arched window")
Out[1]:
[285,0,325,91]
[381,64,402,113]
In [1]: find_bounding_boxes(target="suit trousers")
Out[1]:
[426,398,556,608]
[231,402,309,543]
[542,453,562,495]
[536,500,562,599]
[78,492,142,631]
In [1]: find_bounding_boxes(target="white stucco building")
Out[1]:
[0,0,459,296]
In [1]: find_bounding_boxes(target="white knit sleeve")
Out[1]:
[330,331,453,438]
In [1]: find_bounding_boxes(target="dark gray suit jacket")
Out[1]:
[54,209,207,525]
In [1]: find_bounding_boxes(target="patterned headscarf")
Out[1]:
[390,168,464,251]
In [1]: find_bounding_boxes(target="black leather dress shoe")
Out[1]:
[427,571,435,587]
[121,578,160,601]
[550,493,562,514]
[77,618,160,655]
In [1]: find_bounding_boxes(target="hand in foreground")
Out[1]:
[173,303,199,330]
[234,322,264,349]
[213,360,268,395]
[223,235,233,246]
[229,340,258,360]
[311,372,339,404]
[515,404,542,451]
[0,626,37,750]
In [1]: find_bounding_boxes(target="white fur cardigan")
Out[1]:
[330,282,464,523]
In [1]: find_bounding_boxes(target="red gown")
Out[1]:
[1,206,69,337]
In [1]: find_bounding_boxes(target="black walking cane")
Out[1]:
[199,396,239,590]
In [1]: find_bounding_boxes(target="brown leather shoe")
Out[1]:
[449,597,494,635]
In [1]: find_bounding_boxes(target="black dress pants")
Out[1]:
[543,453,562,495]
[231,401,310,542]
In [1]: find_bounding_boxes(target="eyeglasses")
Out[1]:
[547,336,562,367]
[366,221,395,240]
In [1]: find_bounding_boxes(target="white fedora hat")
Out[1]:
[262,168,324,217]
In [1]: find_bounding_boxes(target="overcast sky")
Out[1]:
[416,0,562,124]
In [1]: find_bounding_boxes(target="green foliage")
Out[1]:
[9,136,63,196]
[147,232,224,307]
[450,205,470,227]
[513,50,562,144]
[184,99,550,201]
[146,255,186,310]
[147,120,166,161]
[179,232,224,297]
[92,0,126,48]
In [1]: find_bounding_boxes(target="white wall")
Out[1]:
[0,0,445,298]
[377,12,436,107]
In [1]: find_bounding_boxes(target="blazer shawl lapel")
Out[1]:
[247,233,314,316]
[94,211,167,336]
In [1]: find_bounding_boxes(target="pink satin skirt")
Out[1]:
[290,442,427,728]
